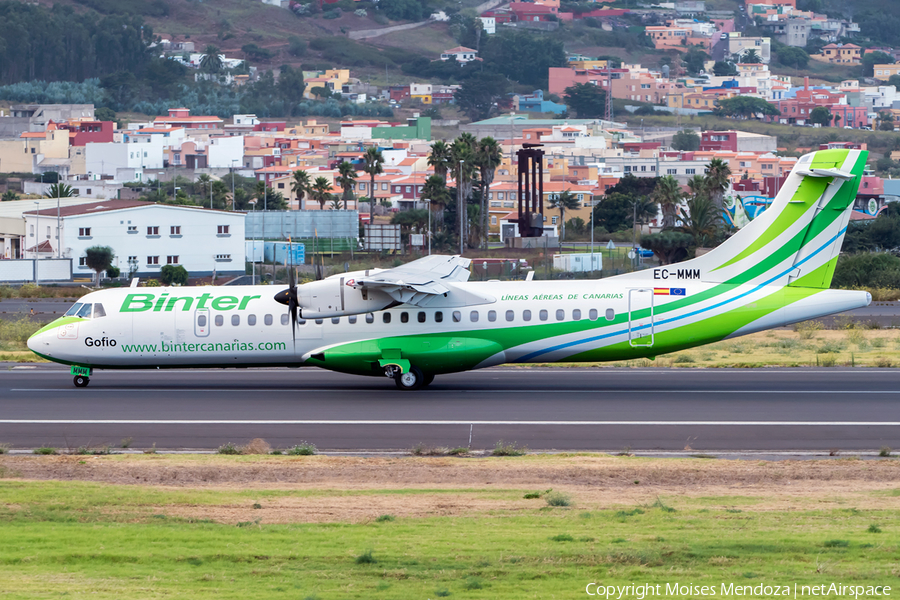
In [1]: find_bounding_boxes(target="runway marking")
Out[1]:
[1,420,899,426]
[10,388,900,394]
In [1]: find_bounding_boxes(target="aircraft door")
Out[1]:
[194,308,210,337]
[628,288,654,347]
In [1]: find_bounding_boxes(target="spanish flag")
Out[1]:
[654,288,670,295]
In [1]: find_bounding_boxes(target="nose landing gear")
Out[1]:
[73,375,90,388]
[70,365,92,388]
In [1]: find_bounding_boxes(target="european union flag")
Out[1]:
[670,288,686,296]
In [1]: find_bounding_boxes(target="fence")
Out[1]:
[245,210,359,241]
[0,259,73,283]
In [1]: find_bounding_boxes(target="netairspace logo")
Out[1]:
[585,583,892,599]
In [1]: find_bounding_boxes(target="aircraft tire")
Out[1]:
[73,375,90,388]
[422,373,435,387]
[395,366,424,391]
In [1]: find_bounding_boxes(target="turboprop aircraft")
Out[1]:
[28,148,871,390]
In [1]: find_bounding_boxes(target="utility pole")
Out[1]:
[458,160,464,256]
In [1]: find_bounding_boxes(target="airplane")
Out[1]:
[28,148,871,390]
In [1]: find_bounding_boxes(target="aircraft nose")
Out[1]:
[27,328,43,353]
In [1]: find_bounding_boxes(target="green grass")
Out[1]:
[0,479,897,598]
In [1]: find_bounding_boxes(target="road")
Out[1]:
[1,366,898,452]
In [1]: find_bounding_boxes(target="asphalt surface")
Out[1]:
[1,366,899,453]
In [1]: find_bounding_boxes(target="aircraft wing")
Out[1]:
[350,255,471,305]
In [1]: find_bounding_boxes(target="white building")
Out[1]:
[22,200,246,278]
[479,16,496,34]
[440,46,479,64]
[206,135,245,169]
[85,136,169,181]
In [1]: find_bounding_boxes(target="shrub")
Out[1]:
[523,492,542,499]
[816,340,846,353]
[410,443,449,456]
[549,533,574,542]
[871,337,886,348]
[447,447,469,455]
[492,440,526,456]
[0,443,9,454]
[545,491,573,507]
[242,438,271,455]
[217,442,241,455]
[874,357,893,368]
[435,588,450,597]
[75,445,110,455]
[794,320,822,339]
[34,447,57,455]
[252,503,262,509]
[823,539,849,548]
[879,446,892,457]
[846,329,866,345]
[464,577,483,590]
[105,266,121,278]
[375,514,395,522]
[818,354,837,367]
[673,354,695,363]
[287,442,317,455]
[615,508,645,517]
[355,550,376,564]
[868,523,882,533]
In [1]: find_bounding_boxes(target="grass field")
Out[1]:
[0,454,898,599]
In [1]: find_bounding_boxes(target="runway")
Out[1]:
[1,366,899,452]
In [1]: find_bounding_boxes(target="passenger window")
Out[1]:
[539,309,548,321]
[556,309,565,321]
[523,309,531,322]
[264,314,273,326]
[506,310,514,322]
[452,311,461,322]
[383,313,391,324]
[589,308,598,321]
[298,319,307,325]
[248,315,257,326]
[573,309,581,321]
[366,313,374,324]
[417,312,426,323]
[470,311,479,322]
[76,303,93,319]
[331,317,340,324]
[349,315,357,324]
[215,315,224,326]
[400,312,409,323]
[198,315,207,327]
[315,319,323,325]
[65,303,84,317]
[488,310,497,322]
[93,303,106,318]
[606,308,615,321]
[280,314,288,325]
[435,311,443,323]
[232,315,240,326]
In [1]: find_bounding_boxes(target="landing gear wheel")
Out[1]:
[73,375,90,388]
[395,366,424,391]
[422,373,435,387]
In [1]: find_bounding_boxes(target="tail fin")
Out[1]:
[648,148,867,289]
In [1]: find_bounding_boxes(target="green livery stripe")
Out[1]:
[787,257,837,289]
[713,176,831,271]
[31,316,83,337]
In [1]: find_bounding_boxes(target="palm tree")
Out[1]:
[687,174,709,202]
[421,175,451,232]
[476,136,502,249]
[199,45,224,74]
[548,190,580,241]
[451,138,478,248]
[310,176,333,210]
[48,183,75,198]
[678,194,724,248]
[362,147,384,204]
[195,174,212,199]
[456,132,477,151]
[291,169,311,210]
[651,175,684,229]
[329,198,343,210]
[428,140,452,182]
[704,158,732,211]
[335,161,357,210]
[740,49,761,64]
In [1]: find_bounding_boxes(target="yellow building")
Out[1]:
[874,64,900,81]
[812,43,861,65]
[303,69,351,100]
[0,128,70,174]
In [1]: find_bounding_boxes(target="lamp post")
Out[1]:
[590,196,594,278]
[34,201,39,285]
[423,198,431,256]
[458,159,464,256]
[249,199,258,284]
[231,159,238,211]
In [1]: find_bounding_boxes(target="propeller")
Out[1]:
[273,238,299,345]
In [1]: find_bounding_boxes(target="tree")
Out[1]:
[809,106,833,127]
[335,161,357,210]
[278,65,306,102]
[480,30,566,88]
[876,111,895,132]
[563,83,606,119]
[310,176,333,210]
[548,190,580,241]
[475,136,502,249]
[451,137,478,247]
[863,51,895,77]
[651,175,684,229]
[84,246,114,286]
[454,73,511,121]
[671,129,700,151]
[715,96,780,119]
[712,61,737,76]
[593,192,636,232]
[329,198,343,210]
[428,140,452,182]
[683,46,709,75]
[704,158,732,211]
[678,194,724,248]
[776,46,809,69]
[362,147,384,204]
[379,0,423,21]
[740,49,762,64]
[1,190,18,202]
[160,264,189,286]
[421,175,452,232]
[291,169,311,209]
[47,183,75,198]
[640,230,693,265]
[95,107,116,122]
[199,45,224,74]
[889,74,900,88]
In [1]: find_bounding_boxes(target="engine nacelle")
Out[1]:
[297,275,394,318]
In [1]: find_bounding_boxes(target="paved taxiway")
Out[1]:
[1,366,899,452]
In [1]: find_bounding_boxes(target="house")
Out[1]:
[0,104,95,138]
[812,43,861,65]
[727,35,771,63]
[479,16,496,34]
[513,90,567,114]
[874,64,900,81]
[509,2,558,22]
[440,46,479,64]
[0,127,71,174]
[153,108,224,130]
[303,69,351,99]
[21,199,245,277]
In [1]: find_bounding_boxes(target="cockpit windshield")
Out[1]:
[75,303,93,319]
[64,303,84,317]
[93,303,106,318]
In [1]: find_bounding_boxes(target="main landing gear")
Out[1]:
[73,375,90,387]
[384,365,434,391]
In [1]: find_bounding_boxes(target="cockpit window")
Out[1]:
[76,304,93,319]
[65,303,84,317]
[93,303,106,318]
